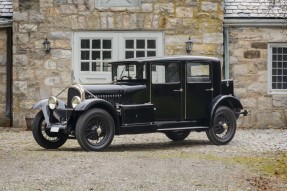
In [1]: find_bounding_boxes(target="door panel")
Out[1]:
[151,62,182,120]
[186,62,213,120]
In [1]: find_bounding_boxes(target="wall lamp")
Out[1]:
[185,37,193,54]
[43,38,51,54]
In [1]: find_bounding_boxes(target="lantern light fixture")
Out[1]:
[185,37,193,54]
[43,38,51,54]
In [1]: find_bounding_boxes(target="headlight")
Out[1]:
[72,96,81,108]
[48,96,58,110]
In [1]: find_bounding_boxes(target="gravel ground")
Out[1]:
[0,128,287,191]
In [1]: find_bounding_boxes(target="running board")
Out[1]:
[157,126,208,132]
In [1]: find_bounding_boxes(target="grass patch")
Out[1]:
[229,152,287,182]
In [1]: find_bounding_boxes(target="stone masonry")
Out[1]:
[12,0,223,128]
[229,27,287,128]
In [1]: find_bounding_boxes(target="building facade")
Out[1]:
[12,0,224,128]
[225,0,287,128]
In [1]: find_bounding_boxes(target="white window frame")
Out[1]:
[268,43,287,94]
[73,31,163,84]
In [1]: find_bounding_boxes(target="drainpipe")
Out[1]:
[5,27,12,126]
[223,26,230,80]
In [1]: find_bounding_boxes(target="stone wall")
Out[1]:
[12,0,223,128]
[0,29,8,126]
[229,27,287,128]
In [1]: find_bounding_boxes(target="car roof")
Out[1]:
[109,55,220,64]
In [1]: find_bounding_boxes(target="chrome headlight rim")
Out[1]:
[72,96,81,109]
[48,96,58,110]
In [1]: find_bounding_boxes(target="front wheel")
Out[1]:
[32,111,68,149]
[165,130,191,141]
[76,108,115,151]
[206,106,237,145]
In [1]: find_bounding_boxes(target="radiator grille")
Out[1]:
[67,87,82,108]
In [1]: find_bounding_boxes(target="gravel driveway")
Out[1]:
[0,128,287,191]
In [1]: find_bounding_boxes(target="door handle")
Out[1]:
[205,88,214,92]
[173,88,183,92]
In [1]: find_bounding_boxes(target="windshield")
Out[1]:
[112,63,146,81]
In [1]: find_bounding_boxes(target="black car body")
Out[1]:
[32,56,248,151]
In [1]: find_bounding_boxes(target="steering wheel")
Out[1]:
[121,76,131,80]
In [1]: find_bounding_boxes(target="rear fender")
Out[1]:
[209,95,243,127]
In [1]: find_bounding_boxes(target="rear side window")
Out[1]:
[187,62,210,83]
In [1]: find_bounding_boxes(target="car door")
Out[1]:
[150,62,183,120]
[185,62,213,120]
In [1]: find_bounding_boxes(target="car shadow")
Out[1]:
[106,139,212,152]
[30,139,213,152]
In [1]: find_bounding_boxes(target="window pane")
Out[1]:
[278,62,283,68]
[272,62,277,68]
[92,40,101,49]
[103,40,111,49]
[125,51,134,59]
[136,39,145,49]
[278,48,283,54]
[284,48,287,54]
[81,39,90,49]
[103,51,111,60]
[126,40,134,49]
[92,62,100,71]
[92,51,101,60]
[152,63,180,84]
[81,62,89,71]
[147,40,156,49]
[187,63,210,83]
[103,62,111,72]
[278,55,283,61]
[273,47,277,54]
[136,51,145,57]
[283,83,287,89]
[152,65,165,84]
[283,69,287,75]
[147,51,156,57]
[272,69,277,75]
[273,55,277,61]
[81,51,90,60]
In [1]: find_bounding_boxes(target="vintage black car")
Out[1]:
[32,56,248,151]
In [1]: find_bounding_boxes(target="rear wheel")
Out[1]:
[76,108,115,151]
[165,130,191,141]
[32,111,68,149]
[206,106,236,145]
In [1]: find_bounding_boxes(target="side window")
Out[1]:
[187,63,210,83]
[152,62,180,84]
[268,44,287,93]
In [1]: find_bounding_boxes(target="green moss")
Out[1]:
[228,152,287,182]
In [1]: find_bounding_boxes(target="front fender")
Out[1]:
[75,98,116,112]
[209,95,243,126]
[31,99,66,126]
[74,98,120,133]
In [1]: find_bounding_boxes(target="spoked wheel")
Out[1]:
[206,106,236,145]
[165,130,191,141]
[32,111,68,149]
[76,108,115,151]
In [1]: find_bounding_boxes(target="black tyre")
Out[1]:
[206,106,237,145]
[32,111,68,149]
[76,108,115,151]
[165,130,191,141]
